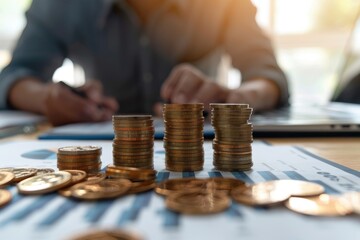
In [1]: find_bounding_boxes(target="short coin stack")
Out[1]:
[210,103,253,171]
[57,146,102,174]
[163,104,204,171]
[112,115,154,169]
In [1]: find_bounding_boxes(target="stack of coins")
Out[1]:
[57,146,102,174]
[210,103,253,171]
[163,104,204,171]
[112,115,154,169]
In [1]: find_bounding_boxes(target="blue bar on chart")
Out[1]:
[0,194,57,227]
[257,171,279,181]
[158,209,180,227]
[182,172,195,178]
[85,199,115,223]
[38,199,79,227]
[156,171,170,182]
[283,171,308,181]
[232,172,254,184]
[208,171,223,178]
[117,191,153,226]
[310,180,340,194]
[226,203,243,219]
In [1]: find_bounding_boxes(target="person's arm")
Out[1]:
[223,0,289,108]
[0,0,118,125]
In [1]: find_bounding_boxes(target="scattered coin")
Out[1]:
[36,168,55,176]
[68,229,143,240]
[166,191,231,214]
[4,168,38,182]
[0,171,15,186]
[268,180,325,197]
[285,194,353,216]
[70,179,132,200]
[17,171,72,195]
[63,170,87,184]
[0,189,12,208]
[231,182,290,206]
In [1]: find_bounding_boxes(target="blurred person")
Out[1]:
[0,0,289,126]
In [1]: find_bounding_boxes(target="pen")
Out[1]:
[59,81,87,98]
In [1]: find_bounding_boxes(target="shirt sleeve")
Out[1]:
[223,0,289,107]
[0,0,68,109]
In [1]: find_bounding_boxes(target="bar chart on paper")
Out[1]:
[0,140,358,240]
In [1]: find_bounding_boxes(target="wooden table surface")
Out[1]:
[266,137,360,171]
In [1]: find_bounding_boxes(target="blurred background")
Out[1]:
[0,0,359,105]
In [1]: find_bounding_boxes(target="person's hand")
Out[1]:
[44,81,118,126]
[154,64,280,115]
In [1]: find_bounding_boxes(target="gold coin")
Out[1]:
[269,180,325,197]
[155,178,208,196]
[163,103,204,110]
[166,191,230,214]
[112,115,152,120]
[342,191,360,214]
[285,194,353,216]
[231,183,290,206]
[5,168,38,182]
[69,229,143,240]
[166,165,203,172]
[58,146,102,155]
[128,180,156,194]
[36,168,55,175]
[85,172,106,182]
[0,171,15,186]
[63,170,87,184]
[210,103,249,109]
[70,179,132,200]
[17,171,72,195]
[0,189,12,208]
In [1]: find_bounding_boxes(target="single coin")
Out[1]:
[342,191,360,214]
[231,183,290,206]
[85,172,106,182]
[210,103,249,109]
[269,180,325,197]
[166,191,230,214]
[285,194,353,216]
[10,168,38,182]
[0,189,12,207]
[63,170,87,184]
[155,178,208,196]
[128,180,156,194]
[17,171,72,195]
[36,168,55,176]
[68,229,143,240]
[58,146,102,155]
[0,171,15,186]
[70,179,132,200]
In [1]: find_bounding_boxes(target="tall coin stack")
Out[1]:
[210,103,253,171]
[163,104,204,171]
[112,115,154,169]
[57,146,102,174]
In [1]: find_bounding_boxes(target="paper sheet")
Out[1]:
[0,140,358,240]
